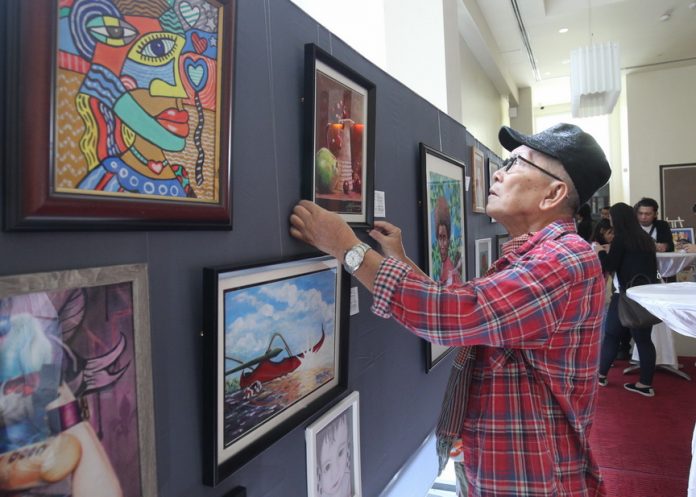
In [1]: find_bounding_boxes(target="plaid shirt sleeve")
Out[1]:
[372,239,599,349]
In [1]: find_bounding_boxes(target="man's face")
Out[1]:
[486,146,557,226]
[437,224,450,260]
[636,206,657,227]
[600,208,610,220]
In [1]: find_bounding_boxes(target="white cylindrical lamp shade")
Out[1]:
[570,42,621,118]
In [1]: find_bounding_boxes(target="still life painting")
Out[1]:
[304,44,375,227]
[203,256,348,485]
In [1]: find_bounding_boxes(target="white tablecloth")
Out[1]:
[657,252,696,278]
[629,282,696,496]
[627,282,696,338]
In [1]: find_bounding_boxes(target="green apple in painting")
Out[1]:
[315,147,338,193]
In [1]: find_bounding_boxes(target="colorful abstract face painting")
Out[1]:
[55,0,224,202]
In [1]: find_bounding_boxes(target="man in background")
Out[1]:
[634,197,674,253]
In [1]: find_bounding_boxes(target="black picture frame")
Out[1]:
[495,233,511,260]
[486,156,501,223]
[419,143,467,371]
[303,43,375,227]
[202,255,350,486]
[2,0,235,231]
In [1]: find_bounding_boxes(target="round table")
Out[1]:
[657,252,696,278]
[627,282,696,497]
[627,282,696,338]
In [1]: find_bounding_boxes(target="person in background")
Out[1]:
[600,206,611,221]
[591,218,614,247]
[595,202,658,397]
[575,203,594,242]
[291,123,611,496]
[634,197,674,253]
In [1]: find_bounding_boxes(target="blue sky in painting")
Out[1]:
[224,268,336,366]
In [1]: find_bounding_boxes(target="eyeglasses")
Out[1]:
[501,155,565,182]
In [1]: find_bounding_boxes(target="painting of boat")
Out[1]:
[221,266,338,447]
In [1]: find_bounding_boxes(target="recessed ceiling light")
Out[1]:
[558,27,569,34]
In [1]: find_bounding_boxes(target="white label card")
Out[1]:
[374,190,386,218]
[350,286,359,316]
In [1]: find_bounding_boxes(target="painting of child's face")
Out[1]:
[318,415,351,497]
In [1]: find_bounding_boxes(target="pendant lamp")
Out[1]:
[570,41,621,117]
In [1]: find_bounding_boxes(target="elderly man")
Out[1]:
[290,123,610,497]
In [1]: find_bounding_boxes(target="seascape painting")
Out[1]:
[222,268,337,447]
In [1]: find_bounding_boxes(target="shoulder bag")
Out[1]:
[617,273,661,328]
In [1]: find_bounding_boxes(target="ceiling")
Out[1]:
[465,0,696,107]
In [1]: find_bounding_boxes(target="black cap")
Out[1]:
[498,123,611,206]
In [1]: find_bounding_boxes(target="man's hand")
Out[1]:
[368,221,407,261]
[655,242,668,253]
[290,200,359,259]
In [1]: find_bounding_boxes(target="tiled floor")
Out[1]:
[426,459,457,497]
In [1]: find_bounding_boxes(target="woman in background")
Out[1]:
[594,202,658,396]
[575,203,594,242]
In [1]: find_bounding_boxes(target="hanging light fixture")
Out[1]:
[570,42,621,117]
[569,1,621,117]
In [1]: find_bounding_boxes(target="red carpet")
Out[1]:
[589,357,696,497]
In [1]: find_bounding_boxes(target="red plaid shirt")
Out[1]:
[372,220,606,496]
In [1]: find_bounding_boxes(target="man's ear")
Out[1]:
[539,181,569,211]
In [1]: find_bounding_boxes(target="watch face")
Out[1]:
[346,250,361,268]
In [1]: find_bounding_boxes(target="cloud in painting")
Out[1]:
[224,269,336,363]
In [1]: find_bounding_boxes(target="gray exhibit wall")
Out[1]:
[0,0,506,496]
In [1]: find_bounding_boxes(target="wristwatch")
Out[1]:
[343,242,371,274]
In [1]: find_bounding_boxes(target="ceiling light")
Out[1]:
[558,27,569,34]
[570,42,621,118]
[659,12,671,21]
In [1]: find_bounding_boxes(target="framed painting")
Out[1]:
[495,233,510,260]
[2,0,235,231]
[475,238,492,278]
[0,264,156,497]
[471,145,486,214]
[419,143,466,371]
[672,227,694,247]
[303,43,375,227]
[202,255,349,485]
[486,157,501,223]
[660,163,696,230]
[306,391,362,497]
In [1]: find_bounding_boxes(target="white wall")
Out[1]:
[289,0,448,114]
[383,0,448,113]
[289,0,388,69]
[625,63,696,205]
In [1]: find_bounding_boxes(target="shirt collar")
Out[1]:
[502,219,577,258]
